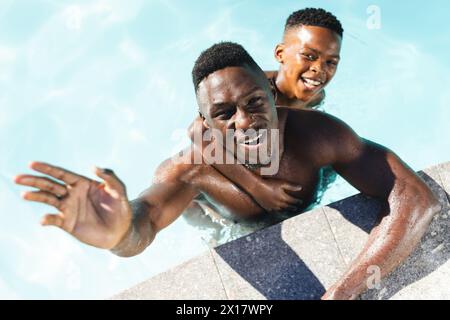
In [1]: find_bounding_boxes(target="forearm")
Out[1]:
[193,139,264,198]
[110,199,156,257]
[212,161,262,195]
[331,182,441,298]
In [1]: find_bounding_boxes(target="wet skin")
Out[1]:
[15,65,440,299]
[188,25,342,211]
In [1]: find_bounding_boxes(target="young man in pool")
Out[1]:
[188,8,343,212]
[15,42,440,300]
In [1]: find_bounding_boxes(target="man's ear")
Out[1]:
[270,84,277,102]
[198,111,210,129]
[274,43,285,64]
[202,117,210,129]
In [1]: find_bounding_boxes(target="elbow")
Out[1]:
[426,196,442,217]
[389,181,442,235]
[398,179,442,217]
[421,186,442,217]
[408,188,441,237]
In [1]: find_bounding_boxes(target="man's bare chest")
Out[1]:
[267,150,322,207]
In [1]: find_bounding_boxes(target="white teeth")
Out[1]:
[241,133,263,145]
[303,78,322,86]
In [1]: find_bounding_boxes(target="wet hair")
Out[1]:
[192,42,263,92]
[285,8,343,37]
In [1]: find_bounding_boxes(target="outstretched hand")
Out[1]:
[14,162,132,249]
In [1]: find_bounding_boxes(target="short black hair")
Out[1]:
[285,8,343,37]
[192,42,262,92]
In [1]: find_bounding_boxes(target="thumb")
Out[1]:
[41,213,64,229]
[94,167,126,198]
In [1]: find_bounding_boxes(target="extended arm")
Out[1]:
[15,156,200,258]
[111,154,203,257]
[324,125,441,299]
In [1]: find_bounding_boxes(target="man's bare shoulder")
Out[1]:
[153,146,204,185]
[284,109,357,138]
[283,109,362,165]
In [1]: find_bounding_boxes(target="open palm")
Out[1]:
[15,162,132,249]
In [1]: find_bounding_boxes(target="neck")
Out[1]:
[271,71,324,109]
[271,71,304,109]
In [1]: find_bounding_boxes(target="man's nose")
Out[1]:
[310,59,327,75]
[229,108,253,131]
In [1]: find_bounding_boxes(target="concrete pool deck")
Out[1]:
[112,162,450,300]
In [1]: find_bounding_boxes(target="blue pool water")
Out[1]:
[0,0,449,299]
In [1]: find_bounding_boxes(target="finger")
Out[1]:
[41,213,64,228]
[282,184,303,192]
[15,175,67,197]
[283,193,303,205]
[30,161,81,185]
[94,167,125,198]
[22,191,62,209]
[285,205,299,212]
[268,206,282,213]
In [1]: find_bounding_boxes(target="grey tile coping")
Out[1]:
[113,162,450,300]
[111,251,227,300]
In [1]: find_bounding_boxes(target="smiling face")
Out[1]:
[197,65,279,165]
[275,25,342,102]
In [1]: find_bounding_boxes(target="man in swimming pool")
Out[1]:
[188,8,343,212]
[14,42,440,300]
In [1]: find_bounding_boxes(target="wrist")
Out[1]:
[110,199,155,257]
[109,221,135,256]
[244,176,261,195]
[332,276,367,299]
[323,282,358,300]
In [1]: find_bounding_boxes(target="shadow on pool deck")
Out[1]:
[214,223,326,300]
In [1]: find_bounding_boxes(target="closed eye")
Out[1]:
[216,109,235,119]
[247,96,263,105]
[328,60,338,66]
